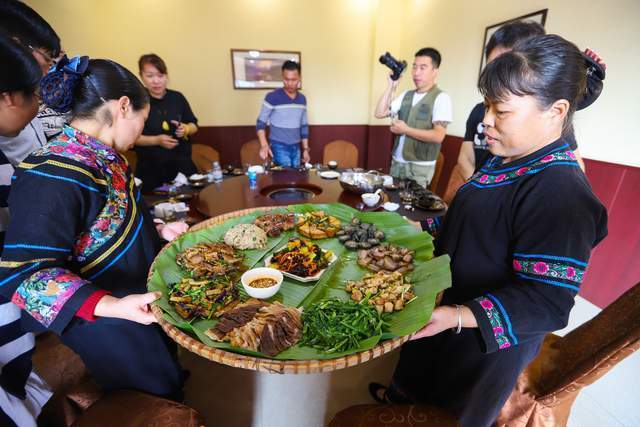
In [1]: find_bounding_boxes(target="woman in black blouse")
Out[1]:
[371,35,608,427]
[134,53,198,191]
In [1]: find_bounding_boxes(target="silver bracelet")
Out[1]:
[453,304,462,334]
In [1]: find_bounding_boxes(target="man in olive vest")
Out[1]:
[375,48,452,188]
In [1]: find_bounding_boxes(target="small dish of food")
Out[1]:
[319,170,340,179]
[265,237,336,282]
[189,173,207,187]
[241,267,283,299]
[327,160,338,170]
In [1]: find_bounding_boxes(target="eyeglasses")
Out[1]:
[28,45,65,68]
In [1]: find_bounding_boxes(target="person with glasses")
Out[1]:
[0,30,54,427]
[0,0,63,162]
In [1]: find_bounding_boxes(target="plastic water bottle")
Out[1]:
[248,169,257,189]
[212,161,223,183]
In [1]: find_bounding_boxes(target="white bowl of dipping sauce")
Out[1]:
[361,192,381,207]
[241,267,283,299]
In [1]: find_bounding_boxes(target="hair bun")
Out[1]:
[577,52,605,111]
[39,55,89,112]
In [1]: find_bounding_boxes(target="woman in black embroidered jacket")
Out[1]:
[373,35,608,427]
[0,57,184,404]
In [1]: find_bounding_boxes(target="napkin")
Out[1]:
[173,172,189,186]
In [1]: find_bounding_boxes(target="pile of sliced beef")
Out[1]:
[206,299,302,357]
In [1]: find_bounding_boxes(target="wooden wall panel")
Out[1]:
[193,125,369,169]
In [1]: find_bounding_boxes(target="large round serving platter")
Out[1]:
[148,204,450,374]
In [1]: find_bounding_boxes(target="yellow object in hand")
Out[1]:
[162,120,170,131]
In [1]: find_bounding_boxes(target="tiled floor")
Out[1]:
[182,296,640,427]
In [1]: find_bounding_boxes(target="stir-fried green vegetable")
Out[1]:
[300,299,386,353]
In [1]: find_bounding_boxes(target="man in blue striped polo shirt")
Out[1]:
[256,61,310,167]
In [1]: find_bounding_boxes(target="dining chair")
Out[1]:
[33,333,206,426]
[427,152,444,193]
[323,140,359,168]
[240,139,262,166]
[191,144,220,173]
[495,280,640,426]
[329,403,459,426]
[442,163,465,205]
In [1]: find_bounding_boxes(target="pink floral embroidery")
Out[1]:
[480,299,494,310]
[476,296,514,350]
[513,255,585,287]
[470,149,576,186]
[12,267,89,327]
[36,126,131,261]
[533,262,549,274]
[541,155,554,163]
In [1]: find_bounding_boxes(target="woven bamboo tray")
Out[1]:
[149,206,410,374]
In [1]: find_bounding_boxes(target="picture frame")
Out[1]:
[478,9,548,78]
[231,49,301,90]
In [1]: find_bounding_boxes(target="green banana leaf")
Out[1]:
[148,203,451,360]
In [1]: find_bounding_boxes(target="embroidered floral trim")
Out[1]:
[513,254,586,291]
[11,267,89,327]
[475,296,514,350]
[33,126,130,261]
[468,148,577,188]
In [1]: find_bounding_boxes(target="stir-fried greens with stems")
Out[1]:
[169,276,240,320]
[300,299,386,353]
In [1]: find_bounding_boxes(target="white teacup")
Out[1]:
[361,192,381,207]
[382,175,394,186]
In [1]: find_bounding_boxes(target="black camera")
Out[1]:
[379,52,407,81]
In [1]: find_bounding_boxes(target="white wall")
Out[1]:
[28,0,640,167]
[400,0,640,167]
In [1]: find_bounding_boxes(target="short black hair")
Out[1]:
[139,53,168,75]
[414,47,441,68]
[282,60,300,73]
[485,21,545,60]
[479,34,586,134]
[0,0,61,57]
[0,30,41,95]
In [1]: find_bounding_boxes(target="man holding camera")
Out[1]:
[375,48,452,188]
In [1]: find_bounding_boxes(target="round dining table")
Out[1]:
[192,169,445,221]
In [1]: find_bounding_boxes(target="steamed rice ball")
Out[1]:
[223,223,268,250]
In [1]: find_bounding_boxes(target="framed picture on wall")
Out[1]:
[231,49,301,90]
[479,9,548,78]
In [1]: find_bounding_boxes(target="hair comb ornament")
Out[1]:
[577,48,606,110]
[40,55,90,112]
